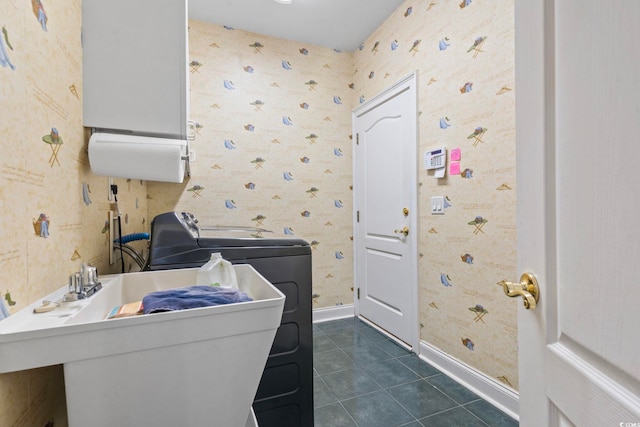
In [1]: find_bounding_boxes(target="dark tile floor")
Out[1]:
[313,318,519,427]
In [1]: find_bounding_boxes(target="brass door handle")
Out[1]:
[497,273,539,310]
[394,226,409,237]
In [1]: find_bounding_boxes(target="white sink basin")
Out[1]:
[0,265,285,427]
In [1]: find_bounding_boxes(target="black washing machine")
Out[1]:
[147,212,313,427]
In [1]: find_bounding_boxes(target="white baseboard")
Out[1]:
[419,341,519,420]
[312,304,355,323]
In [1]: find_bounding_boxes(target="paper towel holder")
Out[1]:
[88,131,194,183]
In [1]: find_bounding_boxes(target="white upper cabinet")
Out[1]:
[82,0,189,139]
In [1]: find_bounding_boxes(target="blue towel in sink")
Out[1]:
[142,286,252,314]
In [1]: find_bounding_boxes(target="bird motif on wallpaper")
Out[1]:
[348,83,355,90]
[300,156,310,164]
[245,183,256,190]
[301,210,311,218]
[459,0,472,8]
[243,65,254,73]
[283,116,294,126]
[224,139,236,150]
[368,71,375,79]
[299,48,309,55]
[439,117,451,129]
[305,80,318,90]
[225,200,237,209]
[306,187,319,198]
[461,338,475,350]
[334,200,344,208]
[497,183,513,191]
[438,37,451,51]
[440,273,453,287]
[335,251,344,260]
[404,6,413,17]
[300,102,309,109]
[371,41,380,53]
[32,0,47,31]
[333,49,342,53]
[444,196,452,208]
[358,43,365,51]
[334,148,344,157]
[283,172,294,181]
[223,80,235,90]
[391,40,399,51]
[282,60,293,70]
[224,26,234,31]
[310,240,320,250]
[359,95,366,104]
[306,133,318,143]
[244,124,255,132]
[284,227,295,235]
[333,96,342,105]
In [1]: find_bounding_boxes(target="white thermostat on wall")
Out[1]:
[424,147,447,178]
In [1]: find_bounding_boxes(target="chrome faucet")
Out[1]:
[65,263,102,300]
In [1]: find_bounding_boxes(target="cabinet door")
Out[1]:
[83,0,188,139]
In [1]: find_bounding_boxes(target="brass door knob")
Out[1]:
[394,226,409,237]
[497,272,539,310]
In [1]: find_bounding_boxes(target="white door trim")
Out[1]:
[352,71,420,352]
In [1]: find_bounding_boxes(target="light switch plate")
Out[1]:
[431,196,445,215]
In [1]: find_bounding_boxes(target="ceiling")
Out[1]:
[188,0,406,52]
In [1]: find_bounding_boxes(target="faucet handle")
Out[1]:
[87,266,98,285]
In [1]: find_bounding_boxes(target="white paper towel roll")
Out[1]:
[88,133,187,183]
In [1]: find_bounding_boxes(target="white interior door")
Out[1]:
[353,73,418,349]
[515,1,640,425]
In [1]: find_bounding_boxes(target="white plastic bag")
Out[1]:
[196,253,238,289]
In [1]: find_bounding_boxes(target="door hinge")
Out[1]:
[357,211,360,222]
[357,288,360,299]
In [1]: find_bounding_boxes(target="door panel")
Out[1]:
[353,73,418,347]
[515,1,640,425]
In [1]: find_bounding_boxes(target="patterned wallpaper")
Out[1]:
[0,0,148,425]
[147,19,356,308]
[148,0,518,391]
[353,0,518,390]
[0,2,517,424]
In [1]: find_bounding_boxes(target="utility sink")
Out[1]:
[0,265,285,427]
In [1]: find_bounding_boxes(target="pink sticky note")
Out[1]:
[450,148,461,161]
[450,161,461,175]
